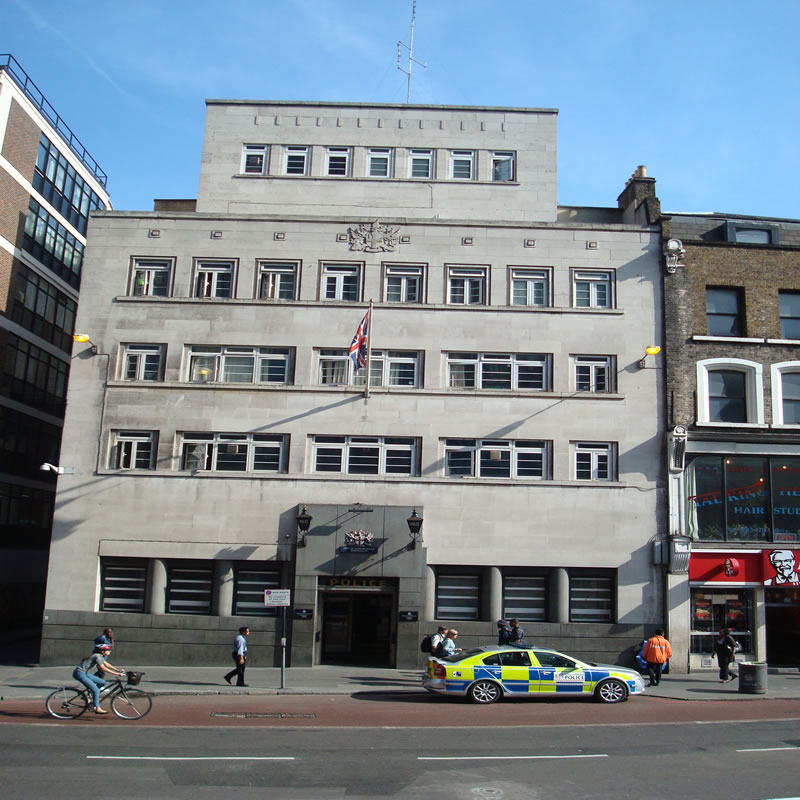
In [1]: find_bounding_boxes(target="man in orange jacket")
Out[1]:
[642,628,672,687]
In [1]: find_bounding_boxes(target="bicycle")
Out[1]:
[46,671,152,720]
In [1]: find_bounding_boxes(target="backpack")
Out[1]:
[420,634,434,654]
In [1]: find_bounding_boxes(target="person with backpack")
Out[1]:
[421,626,448,657]
[715,627,738,682]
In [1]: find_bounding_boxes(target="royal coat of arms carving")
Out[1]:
[347,221,400,252]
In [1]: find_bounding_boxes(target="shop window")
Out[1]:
[690,588,753,655]
[502,573,547,621]
[569,573,613,622]
[435,572,481,620]
[166,562,214,615]
[100,558,147,613]
[233,566,282,616]
[696,359,764,425]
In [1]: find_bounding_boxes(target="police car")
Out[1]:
[423,645,646,704]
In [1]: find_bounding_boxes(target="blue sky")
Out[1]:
[4,0,798,218]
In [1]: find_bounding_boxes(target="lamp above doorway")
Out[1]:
[406,508,424,548]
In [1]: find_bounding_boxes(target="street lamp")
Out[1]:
[406,507,424,548]
[296,505,312,547]
[638,345,661,369]
[73,333,98,355]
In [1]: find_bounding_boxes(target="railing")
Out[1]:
[0,54,108,189]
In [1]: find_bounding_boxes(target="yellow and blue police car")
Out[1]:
[423,645,646,704]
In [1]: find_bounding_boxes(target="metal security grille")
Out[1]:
[233,567,282,616]
[166,565,214,615]
[569,576,613,622]
[100,560,147,613]
[436,574,480,620]
[503,575,547,621]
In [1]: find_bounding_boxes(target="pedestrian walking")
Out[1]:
[509,618,525,644]
[642,628,672,686]
[223,626,249,687]
[430,625,448,656]
[715,627,739,682]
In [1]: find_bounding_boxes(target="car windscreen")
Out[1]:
[440,647,484,663]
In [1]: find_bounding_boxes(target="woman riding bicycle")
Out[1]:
[73,644,125,714]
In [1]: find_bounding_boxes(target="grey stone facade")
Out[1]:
[42,102,664,668]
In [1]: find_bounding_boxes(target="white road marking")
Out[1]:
[86,756,294,761]
[418,754,607,761]
[735,747,799,753]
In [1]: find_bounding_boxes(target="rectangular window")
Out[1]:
[725,221,778,244]
[131,258,172,297]
[448,266,487,305]
[325,146,351,176]
[574,442,614,481]
[574,356,613,393]
[285,146,309,175]
[242,144,268,175]
[780,372,800,424]
[706,287,743,336]
[180,432,288,473]
[779,292,800,339]
[444,439,550,479]
[123,344,165,381]
[233,565,282,617]
[450,150,475,180]
[510,268,549,307]
[353,350,421,388]
[258,261,298,300]
[447,352,549,391]
[322,263,361,301]
[188,346,291,385]
[573,270,613,309]
[367,147,393,177]
[113,431,156,470]
[312,435,418,476]
[100,559,147,613]
[690,588,753,655]
[492,151,516,182]
[195,260,234,298]
[384,265,424,303]
[503,573,547,621]
[166,563,213,615]
[708,369,747,422]
[569,574,613,622]
[409,148,434,178]
[435,572,480,620]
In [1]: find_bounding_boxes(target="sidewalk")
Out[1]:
[1,662,799,702]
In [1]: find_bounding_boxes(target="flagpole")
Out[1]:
[364,299,374,402]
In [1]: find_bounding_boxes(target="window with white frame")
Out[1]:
[779,291,800,340]
[447,352,549,391]
[771,362,800,425]
[574,442,615,481]
[367,147,393,177]
[384,264,424,303]
[188,345,292,385]
[492,151,516,182]
[574,356,614,393]
[241,144,268,175]
[569,573,614,622]
[322,263,361,301]
[112,430,156,470]
[312,435,418,476]
[510,268,550,307]
[697,358,764,425]
[444,439,550,479]
[166,562,213,615]
[409,148,434,178]
[318,349,420,387]
[284,146,309,175]
[130,258,172,297]
[448,266,487,305]
[449,150,475,180]
[181,432,288,472]
[122,344,165,381]
[325,146,351,176]
[258,261,298,300]
[436,572,481,620]
[194,260,235,298]
[572,270,613,309]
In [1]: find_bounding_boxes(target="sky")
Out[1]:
[3,0,798,218]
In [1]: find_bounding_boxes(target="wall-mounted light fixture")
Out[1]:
[638,345,661,369]
[296,505,312,547]
[663,238,685,274]
[73,333,98,355]
[40,462,74,475]
[406,507,424,548]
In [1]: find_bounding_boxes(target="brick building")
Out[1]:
[661,212,800,669]
[0,55,111,643]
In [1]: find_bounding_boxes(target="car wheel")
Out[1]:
[595,678,628,704]
[468,680,502,704]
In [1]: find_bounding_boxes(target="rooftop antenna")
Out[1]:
[397,0,426,103]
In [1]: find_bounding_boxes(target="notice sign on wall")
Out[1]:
[264,589,291,607]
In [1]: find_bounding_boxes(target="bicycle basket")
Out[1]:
[126,671,144,685]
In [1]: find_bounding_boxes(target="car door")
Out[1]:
[532,651,588,695]
[493,650,535,694]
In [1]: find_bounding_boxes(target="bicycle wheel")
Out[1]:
[46,687,89,719]
[111,687,152,719]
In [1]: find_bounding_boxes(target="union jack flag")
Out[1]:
[349,310,369,371]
